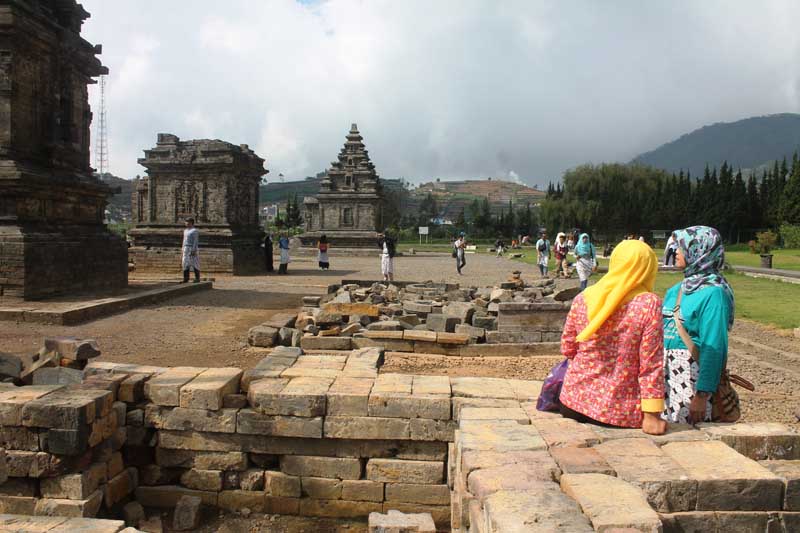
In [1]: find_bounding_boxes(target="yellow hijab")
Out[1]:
[575,239,658,342]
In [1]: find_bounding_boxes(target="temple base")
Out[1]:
[297,230,381,249]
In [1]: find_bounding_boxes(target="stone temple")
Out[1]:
[0,0,128,299]
[299,124,383,248]
[129,134,267,274]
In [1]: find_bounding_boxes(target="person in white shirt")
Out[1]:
[181,218,200,283]
[454,232,467,275]
[535,232,550,277]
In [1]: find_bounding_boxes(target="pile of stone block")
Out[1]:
[0,375,136,519]
[1,337,102,386]
[450,402,800,532]
[248,278,576,354]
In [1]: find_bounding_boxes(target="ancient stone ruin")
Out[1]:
[1,340,799,532]
[299,124,384,248]
[247,275,576,354]
[0,0,127,300]
[128,134,267,274]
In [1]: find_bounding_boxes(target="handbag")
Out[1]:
[673,289,754,422]
[536,359,569,412]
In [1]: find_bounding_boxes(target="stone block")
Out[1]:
[760,460,800,510]
[595,438,697,512]
[412,375,451,396]
[138,464,183,486]
[145,405,237,433]
[22,388,111,429]
[486,330,543,343]
[238,469,265,491]
[223,393,248,408]
[452,397,521,421]
[468,465,554,501]
[662,440,783,511]
[300,498,382,518]
[368,509,436,532]
[156,448,248,471]
[302,477,343,499]
[300,336,352,350]
[409,418,457,441]
[459,406,529,424]
[247,325,279,347]
[366,459,443,484]
[444,302,476,323]
[436,332,470,345]
[179,367,242,411]
[451,377,516,399]
[122,501,145,527]
[33,489,103,518]
[372,373,413,394]
[458,420,546,454]
[0,426,40,451]
[403,330,437,343]
[0,385,63,426]
[560,473,662,532]
[40,464,106,500]
[454,324,485,341]
[104,467,138,509]
[107,452,125,478]
[459,450,558,484]
[342,480,384,502]
[0,353,22,378]
[44,338,101,361]
[264,470,302,497]
[352,337,415,352]
[327,377,374,416]
[531,417,601,448]
[368,393,450,420]
[699,422,800,460]
[324,302,381,317]
[236,409,322,438]
[425,314,460,332]
[135,485,218,508]
[472,315,497,330]
[363,330,404,340]
[0,495,36,514]
[403,301,433,315]
[482,488,594,532]
[379,503,449,529]
[281,456,362,480]
[145,367,206,406]
[385,483,449,505]
[180,469,223,492]
[32,367,84,386]
[173,495,202,531]
[550,446,615,475]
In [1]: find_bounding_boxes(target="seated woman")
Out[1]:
[559,239,667,435]
[662,226,734,424]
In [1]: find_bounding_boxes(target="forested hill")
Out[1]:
[632,113,800,176]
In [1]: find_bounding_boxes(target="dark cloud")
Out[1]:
[83,0,800,186]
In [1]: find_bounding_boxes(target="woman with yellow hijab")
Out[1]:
[558,240,667,435]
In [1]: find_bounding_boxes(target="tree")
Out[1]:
[284,193,303,228]
[780,155,800,224]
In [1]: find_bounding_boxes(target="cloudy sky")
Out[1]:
[82,0,800,187]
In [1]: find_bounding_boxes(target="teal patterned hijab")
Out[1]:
[675,225,734,328]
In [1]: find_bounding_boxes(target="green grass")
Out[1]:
[725,248,800,271]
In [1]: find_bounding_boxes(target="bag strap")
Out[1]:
[673,289,700,360]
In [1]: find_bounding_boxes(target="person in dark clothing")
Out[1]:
[264,233,274,272]
[318,234,330,270]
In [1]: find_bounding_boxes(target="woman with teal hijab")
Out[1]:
[662,225,735,424]
[574,233,596,291]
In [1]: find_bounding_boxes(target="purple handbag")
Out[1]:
[536,359,569,412]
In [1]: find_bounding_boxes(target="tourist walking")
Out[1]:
[664,232,678,266]
[181,217,201,283]
[662,226,736,425]
[264,233,274,272]
[278,233,290,274]
[377,230,396,282]
[574,233,597,291]
[535,231,550,277]
[494,237,505,257]
[454,232,467,275]
[554,232,569,278]
[558,240,666,435]
[318,235,330,270]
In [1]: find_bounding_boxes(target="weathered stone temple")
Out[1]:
[0,0,127,299]
[129,134,267,274]
[299,124,383,248]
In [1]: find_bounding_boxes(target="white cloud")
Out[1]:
[80,0,800,185]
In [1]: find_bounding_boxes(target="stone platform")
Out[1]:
[0,281,212,325]
[1,346,798,531]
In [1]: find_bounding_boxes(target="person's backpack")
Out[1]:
[537,240,547,253]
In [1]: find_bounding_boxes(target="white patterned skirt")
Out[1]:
[662,348,712,424]
[381,254,393,275]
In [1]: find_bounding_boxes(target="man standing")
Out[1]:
[181,217,200,283]
[535,231,550,278]
[378,230,396,282]
[278,232,291,275]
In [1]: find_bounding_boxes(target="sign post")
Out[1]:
[418,226,429,245]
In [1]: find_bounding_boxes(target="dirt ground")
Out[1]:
[1,253,797,429]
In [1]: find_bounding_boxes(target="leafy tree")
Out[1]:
[781,155,800,224]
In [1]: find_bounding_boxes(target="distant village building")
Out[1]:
[299,124,383,247]
[129,134,267,273]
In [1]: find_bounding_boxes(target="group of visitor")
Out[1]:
[556,225,741,435]
[535,230,597,290]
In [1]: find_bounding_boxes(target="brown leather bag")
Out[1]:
[673,289,754,423]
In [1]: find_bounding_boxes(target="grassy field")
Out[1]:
[724,248,800,271]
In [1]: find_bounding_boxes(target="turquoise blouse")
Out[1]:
[662,283,732,393]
